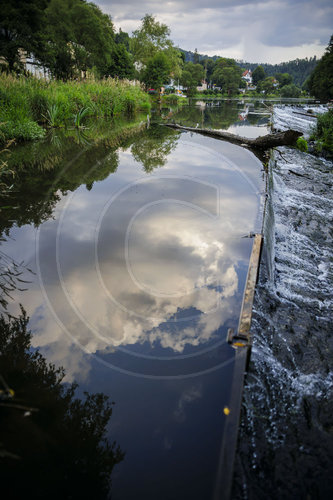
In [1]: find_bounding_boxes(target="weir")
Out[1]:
[215,234,263,500]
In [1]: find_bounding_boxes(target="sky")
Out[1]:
[96,0,333,64]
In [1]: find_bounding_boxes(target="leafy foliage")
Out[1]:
[257,76,276,95]
[296,136,308,152]
[279,83,301,98]
[252,65,266,85]
[0,0,48,72]
[130,14,183,82]
[180,62,204,96]
[308,35,333,101]
[310,109,333,153]
[275,72,293,87]
[142,52,171,91]
[0,0,134,80]
[73,106,91,128]
[130,14,172,66]
[212,58,242,95]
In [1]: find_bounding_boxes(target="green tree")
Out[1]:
[0,309,124,499]
[181,62,204,96]
[107,43,134,79]
[258,76,276,94]
[308,35,333,101]
[252,65,266,85]
[142,51,171,92]
[70,0,116,77]
[0,0,48,72]
[130,14,182,81]
[39,0,117,79]
[212,58,242,95]
[201,58,215,83]
[115,28,131,51]
[275,72,293,87]
[130,14,172,66]
[280,83,301,97]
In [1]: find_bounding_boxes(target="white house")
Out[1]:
[196,80,208,92]
[242,69,252,85]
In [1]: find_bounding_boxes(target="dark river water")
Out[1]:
[1,99,331,499]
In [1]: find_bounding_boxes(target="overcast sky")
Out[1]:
[96,0,332,64]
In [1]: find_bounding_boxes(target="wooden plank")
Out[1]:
[215,234,263,500]
[238,234,263,336]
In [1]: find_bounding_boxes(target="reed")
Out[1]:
[0,74,151,142]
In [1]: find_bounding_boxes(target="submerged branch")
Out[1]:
[164,123,303,151]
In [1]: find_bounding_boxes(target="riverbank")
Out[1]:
[0,75,151,143]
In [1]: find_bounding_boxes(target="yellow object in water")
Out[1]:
[223,407,230,416]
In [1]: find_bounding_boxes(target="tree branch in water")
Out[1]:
[164,123,303,151]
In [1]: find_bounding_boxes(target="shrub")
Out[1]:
[296,136,308,152]
[0,120,45,142]
[310,109,333,153]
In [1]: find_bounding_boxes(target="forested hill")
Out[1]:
[181,49,319,87]
[240,58,319,87]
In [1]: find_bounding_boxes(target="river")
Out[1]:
[0,99,331,499]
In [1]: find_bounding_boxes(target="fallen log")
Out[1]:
[164,123,303,150]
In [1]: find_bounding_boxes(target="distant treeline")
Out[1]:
[181,49,318,87]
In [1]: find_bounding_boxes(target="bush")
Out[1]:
[310,109,333,153]
[0,120,46,142]
[280,84,302,98]
[296,136,308,152]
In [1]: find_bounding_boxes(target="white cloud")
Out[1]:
[96,0,331,63]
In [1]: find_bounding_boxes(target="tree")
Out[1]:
[200,58,215,83]
[130,14,182,81]
[107,43,134,79]
[39,0,117,79]
[308,35,333,101]
[142,51,171,92]
[257,76,276,94]
[275,72,293,87]
[0,0,49,72]
[130,14,172,66]
[181,62,204,96]
[212,58,242,95]
[115,28,131,51]
[280,83,301,97]
[70,0,116,77]
[252,65,266,85]
[0,309,124,499]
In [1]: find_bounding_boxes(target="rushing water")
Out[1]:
[0,104,266,499]
[233,107,333,499]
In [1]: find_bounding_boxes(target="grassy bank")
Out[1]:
[0,75,151,143]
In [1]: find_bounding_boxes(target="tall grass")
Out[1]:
[0,75,151,143]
